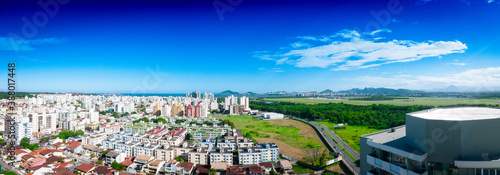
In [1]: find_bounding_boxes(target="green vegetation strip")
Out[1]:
[292,164,316,174]
[264,97,500,106]
[221,115,322,149]
[315,124,356,162]
[316,121,380,153]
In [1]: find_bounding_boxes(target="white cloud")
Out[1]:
[255,29,467,70]
[290,41,310,48]
[448,62,466,66]
[488,0,495,3]
[351,67,500,90]
[0,37,67,51]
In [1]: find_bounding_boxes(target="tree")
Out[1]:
[96,160,103,164]
[186,133,193,140]
[76,130,85,136]
[270,170,277,175]
[0,139,5,146]
[156,117,167,123]
[4,171,17,175]
[303,147,323,166]
[174,156,185,162]
[107,119,111,122]
[111,161,126,171]
[112,112,119,118]
[101,151,109,156]
[77,116,80,119]
[319,150,329,166]
[20,137,30,148]
[209,169,216,175]
[27,143,39,151]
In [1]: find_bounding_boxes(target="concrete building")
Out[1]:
[155,145,175,161]
[258,112,284,120]
[360,107,500,175]
[82,132,107,146]
[192,91,201,99]
[210,147,234,165]
[188,147,210,165]
[185,104,194,117]
[15,116,33,142]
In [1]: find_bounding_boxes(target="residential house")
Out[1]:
[176,162,195,175]
[104,150,126,166]
[76,163,96,175]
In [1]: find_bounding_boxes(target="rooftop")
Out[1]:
[363,125,426,156]
[408,107,500,121]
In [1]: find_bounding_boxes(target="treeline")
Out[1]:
[250,102,499,129]
[348,96,409,101]
[0,92,36,99]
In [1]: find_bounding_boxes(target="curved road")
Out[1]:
[293,117,360,175]
[314,122,360,161]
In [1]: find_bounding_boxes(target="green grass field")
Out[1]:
[292,164,316,174]
[317,121,380,153]
[264,97,500,106]
[214,115,322,149]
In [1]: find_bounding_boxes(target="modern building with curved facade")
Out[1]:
[360,107,500,175]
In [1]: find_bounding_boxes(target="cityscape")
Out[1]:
[1,0,500,175]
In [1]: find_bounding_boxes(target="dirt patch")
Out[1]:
[327,164,346,174]
[268,119,327,148]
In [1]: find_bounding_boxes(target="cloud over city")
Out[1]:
[255,29,467,70]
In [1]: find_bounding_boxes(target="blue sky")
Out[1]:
[1,0,500,93]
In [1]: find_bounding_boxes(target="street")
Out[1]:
[293,117,360,175]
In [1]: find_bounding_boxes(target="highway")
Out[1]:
[293,117,360,175]
[314,122,360,161]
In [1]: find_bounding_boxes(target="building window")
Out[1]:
[392,154,405,166]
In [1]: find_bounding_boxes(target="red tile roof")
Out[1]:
[40,149,56,156]
[54,161,74,168]
[121,158,134,167]
[34,148,49,153]
[67,141,82,150]
[53,166,77,175]
[76,163,95,173]
[177,162,194,171]
[15,149,27,155]
[22,154,34,161]
[259,162,273,169]
[95,165,115,175]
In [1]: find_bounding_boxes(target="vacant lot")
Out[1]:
[265,97,500,106]
[317,121,380,153]
[222,115,323,149]
[213,115,348,174]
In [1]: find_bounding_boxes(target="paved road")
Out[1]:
[0,159,25,175]
[293,118,360,175]
[314,122,360,161]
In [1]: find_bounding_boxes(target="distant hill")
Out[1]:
[320,89,335,94]
[338,87,424,96]
[216,90,240,96]
[242,91,257,95]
